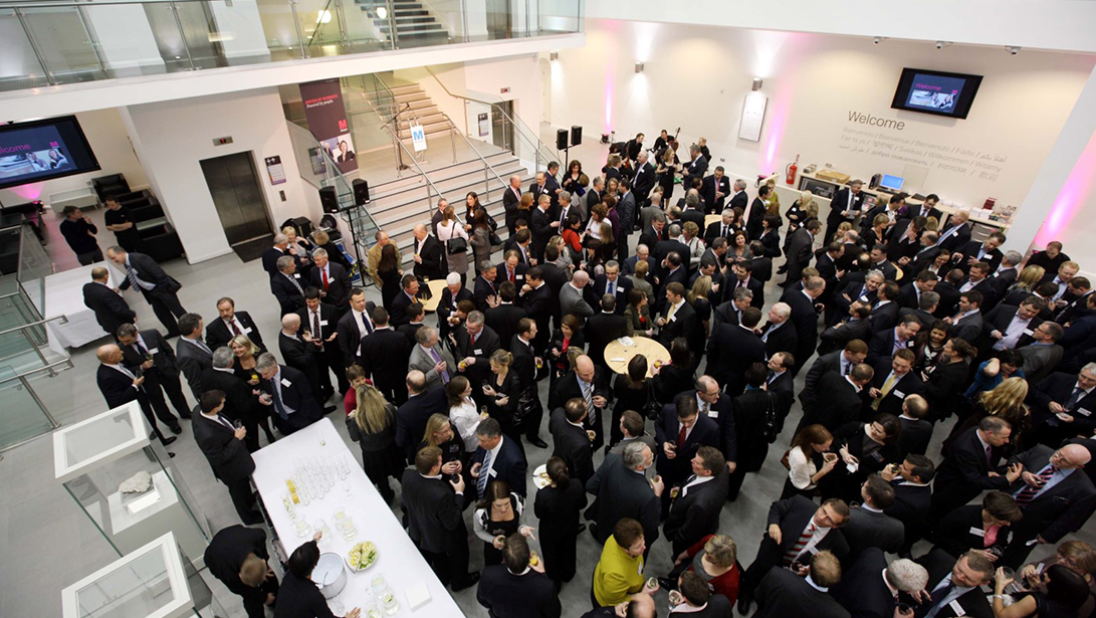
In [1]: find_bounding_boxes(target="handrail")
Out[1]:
[0,314,67,338]
[0,358,74,386]
[424,66,562,167]
[307,0,337,47]
[434,107,508,204]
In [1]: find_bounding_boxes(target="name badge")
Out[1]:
[808,546,819,555]
[670,314,678,322]
[148,348,159,355]
[949,600,966,616]
[488,468,497,477]
[320,320,329,326]
[894,390,906,398]
[969,526,986,537]
[243,327,253,334]
[1079,408,1092,417]
[1026,538,1040,547]
[1023,328,1034,336]
[708,410,719,418]
[293,273,300,279]
[516,274,524,280]
[281,379,292,387]
[474,349,483,355]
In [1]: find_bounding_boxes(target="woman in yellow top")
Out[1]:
[592,518,658,607]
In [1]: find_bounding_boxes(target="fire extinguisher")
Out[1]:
[785,155,799,185]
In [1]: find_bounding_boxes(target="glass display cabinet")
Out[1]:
[53,402,211,562]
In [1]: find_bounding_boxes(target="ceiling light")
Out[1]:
[1006,46,1020,55]
[376,6,387,19]
[935,40,952,50]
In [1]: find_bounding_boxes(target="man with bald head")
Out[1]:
[412,222,447,281]
[96,344,177,448]
[550,354,610,450]
[278,313,324,407]
[559,270,594,319]
[1001,443,1096,567]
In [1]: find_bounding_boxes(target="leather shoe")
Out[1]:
[168,452,176,458]
[161,436,178,446]
[323,405,337,415]
[452,572,480,592]
[658,577,675,591]
[737,594,753,615]
[169,424,183,435]
[526,435,548,448]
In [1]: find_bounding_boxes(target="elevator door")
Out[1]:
[200,152,271,246]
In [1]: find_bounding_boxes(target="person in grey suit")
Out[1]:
[948,291,984,342]
[585,441,664,547]
[840,474,905,566]
[1017,321,1065,384]
[408,326,456,392]
[175,313,213,401]
[754,550,850,618]
[783,221,821,286]
[608,410,657,455]
[559,271,595,320]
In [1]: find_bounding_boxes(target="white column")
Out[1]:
[1005,62,1096,257]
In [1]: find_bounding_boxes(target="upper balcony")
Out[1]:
[0,0,583,116]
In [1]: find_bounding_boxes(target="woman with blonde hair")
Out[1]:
[436,204,470,281]
[785,190,814,232]
[418,413,465,476]
[945,376,1031,453]
[227,334,276,445]
[682,221,705,268]
[347,383,403,502]
[483,349,520,439]
[764,178,781,215]
[667,534,741,603]
[1008,265,1047,297]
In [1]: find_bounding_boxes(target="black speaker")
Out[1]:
[556,129,569,150]
[319,186,338,214]
[571,125,582,147]
[352,179,370,205]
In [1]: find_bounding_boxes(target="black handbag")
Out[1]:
[446,236,468,255]
[762,393,780,444]
[643,380,663,421]
[514,386,541,429]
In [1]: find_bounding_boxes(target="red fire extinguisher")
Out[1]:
[785,154,799,185]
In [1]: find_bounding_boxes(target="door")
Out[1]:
[200,152,271,246]
[491,100,515,154]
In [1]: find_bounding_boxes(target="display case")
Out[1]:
[61,531,224,618]
[54,402,211,563]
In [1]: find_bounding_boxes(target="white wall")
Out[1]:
[121,88,311,263]
[0,108,148,206]
[549,19,1095,212]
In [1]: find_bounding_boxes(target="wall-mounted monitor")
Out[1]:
[891,68,983,119]
[0,116,100,190]
[879,174,905,191]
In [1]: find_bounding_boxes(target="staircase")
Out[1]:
[354,1,448,46]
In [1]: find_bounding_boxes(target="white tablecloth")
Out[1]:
[251,419,463,617]
[43,263,120,354]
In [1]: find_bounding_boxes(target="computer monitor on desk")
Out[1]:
[878,174,904,193]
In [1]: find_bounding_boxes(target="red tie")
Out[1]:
[677,424,687,447]
[322,269,329,290]
[784,523,815,565]
[471,332,477,347]
[509,268,515,283]
[230,320,241,336]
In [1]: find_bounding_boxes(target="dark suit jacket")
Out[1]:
[756,566,851,618]
[201,367,263,426]
[1006,444,1096,544]
[436,286,475,336]
[869,300,900,335]
[261,247,289,277]
[724,274,765,309]
[630,162,657,202]
[931,505,1005,558]
[83,282,135,337]
[335,304,376,367]
[955,240,1003,274]
[819,318,871,355]
[394,389,448,460]
[548,368,609,438]
[471,434,528,498]
[193,413,255,482]
[592,274,634,313]
[121,329,181,381]
[767,495,850,559]
[761,320,799,360]
[278,332,318,392]
[577,313,626,372]
[519,284,553,336]
[658,300,698,350]
[476,565,561,618]
[700,175,731,214]
[206,311,264,352]
[176,338,213,400]
[708,323,765,393]
[916,549,993,618]
[549,408,595,486]
[97,363,146,410]
[260,365,322,432]
[784,228,814,282]
[782,288,819,359]
[867,362,925,418]
[867,326,917,367]
[453,324,501,388]
[308,262,351,311]
[801,351,844,409]
[886,482,932,546]
[746,197,766,239]
[360,328,411,389]
[938,222,973,253]
[412,235,447,281]
[827,188,867,225]
[899,416,933,457]
[842,507,905,564]
[931,426,1012,514]
[663,471,729,554]
[295,303,339,348]
[400,468,465,554]
[585,454,660,545]
[831,548,899,618]
[1028,372,1096,440]
[806,371,865,430]
[473,276,499,313]
[934,281,961,319]
[270,273,306,316]
[502,186,522,226]
[204,526,270,608]
[117,252,182,297]
[485,304,527,351]
[654,404,720,481]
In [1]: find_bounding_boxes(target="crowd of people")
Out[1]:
[82,131,1096,618]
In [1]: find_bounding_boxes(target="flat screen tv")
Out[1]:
[891,68,983,119]
[0,116,100,190]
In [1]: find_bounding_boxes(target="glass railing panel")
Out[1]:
[0,9,51,91]
[18,222,51,317]
[341,0,389,52]
[539,0,582,34]
[0,327,46,377]
[0,369,58,451]
[18,6,108,85]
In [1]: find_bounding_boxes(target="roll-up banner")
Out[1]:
[299,78,358,174]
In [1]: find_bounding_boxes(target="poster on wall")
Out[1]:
[739,92,768,142]
[478,113,490,137]
[264,155,286,185]
[299,78,358,174]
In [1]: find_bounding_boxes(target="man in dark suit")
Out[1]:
[737,496,851,614]
[270,256,306,317]
[592,264,633,314]
[549,355,610,451]
[929,417,1021,522]
[117,323,191,422]
[470,418,528,499]
[948,291,985,342]
[897,395,933,457]
[724,261,765,309]
[585,441,662,546]
[255,353,322,435]
[979,298,1044,355]
[107,246,188,337]
[528,170,553,209]
[654,227,691,274]
[914,549,995,618]
[898,271,939,310]
[497,250,529,289]
[297,288,347,397]
[683,144,707,188]
[883,453,936,556]
[206,298,265,352]
[1000,443,1096,568]
[654,395,720,506]
[1028,368,1096,447]
[584,294,629,369]
[708,307,765,396]
[204,525,279,618]
[952,232,1006,275]
[411,223,447,281]
[307,248,351,315]
[176,313,213,401]
[530,196,557,262]
[390,274,420,328]
[485,282,526,349]
[203,347,270,452]
[360,307,411,405]
[866,349,924,418]
[934,269,965,318]
[663,446,728,555]
[754,551,850,618]
[402,446,479,590]
[868,281,901,336]
[452,311,500,408]
[278,313,323,406]
[760,302,799,361]
[476,535,560,618]
[657,254,690,304]
[336,288,376,368]
[800,363,874,431]
[840,475,905,564]
[657,282,698,350]
[473,265,499,313]
[746,185,770,240]
[936,210,974,253]
[825,180,866,244]
[639,216,666,252]
[83,266,135,338]
[783,275,826,374]
[260,234,294,277]
[549,399,596,486]
[394,371,447,461]
[700,168,731,215]
[800,341,869,411]
[866,314,922,367]
[783,221,821,287]
[629,151,657,202]
[95,343,176,447]
[831,547,926,618]
[502,175,524,234]
[517,267,553,352]
[819,302,872,355]
[193,391,262,524]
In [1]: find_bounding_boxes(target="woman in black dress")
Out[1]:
[274,538,360,618]
[376,243,401,312]
[483,349,521,442]
[821,413,902,504]
[561,160,588,198]
[652,338,695,405]
[655,146,680,205]
[473,480,535,566]
[534,456,588,590]
[612,355,653,446]
[994,564,1090,618]
[549,314,586,385]
[346,383,403,503]
[759,214,783,259]
[417,413,466,476]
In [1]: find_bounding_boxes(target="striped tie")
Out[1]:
[784,523,815,565]
[1015,465,1057,506]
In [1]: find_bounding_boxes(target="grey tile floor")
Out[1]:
[2,198,1088,618]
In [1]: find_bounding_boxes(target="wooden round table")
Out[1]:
[420,279,449,313]
[704,214,722,229]
[603,336,671,377]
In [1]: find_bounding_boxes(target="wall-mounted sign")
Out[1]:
[264,155,286,185]
[500,87,511,94]
[478,113,489,137]
[212,136,233,146]
[739,92,768,142]
[299,78,357,174]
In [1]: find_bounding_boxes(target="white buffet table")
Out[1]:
[43,263,119,353]
[251,418,463,618]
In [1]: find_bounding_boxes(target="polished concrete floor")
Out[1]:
[1,192,1086,618]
